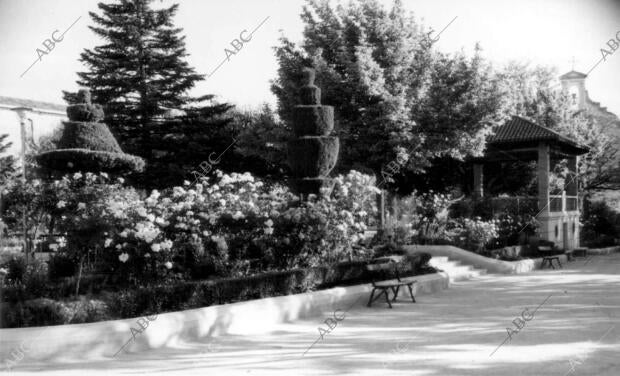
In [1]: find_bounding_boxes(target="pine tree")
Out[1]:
[64,0,233,187]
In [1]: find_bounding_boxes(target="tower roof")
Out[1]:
[559,70,588,80]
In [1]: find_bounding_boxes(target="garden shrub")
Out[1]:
[405,252,433,273]
[581,199,620,247]
[445,196,538,253]
[22,261,49,299]
[372,242,407,257]
[0,297,109,328]
[105,289,142,319]
[48,254,77,279]
[1,298,66,328]
[382,191,460,246]
[4,256,26,283]
[451,218,498,254]
[488,212,538,249]
[1,273,114,304]
[65,298,110,324]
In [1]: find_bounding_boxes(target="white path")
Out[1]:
[9,254,620,375]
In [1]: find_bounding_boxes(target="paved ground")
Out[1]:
[9,253,620,375]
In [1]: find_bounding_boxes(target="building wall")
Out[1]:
[0,106,66,157]
[538,212,580,250]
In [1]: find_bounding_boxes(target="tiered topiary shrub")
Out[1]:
[37,89,144,174]
[288,68,339,199]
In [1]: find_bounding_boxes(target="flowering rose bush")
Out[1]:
[158,170,377,274]
[106,170,376,280]
[387,191,457,245]
[38,173,178,284]
[272,171,377,268]
[453,217,499,254]
[3,169,379,284]
[489,212,539,248]
[414,191,453,221]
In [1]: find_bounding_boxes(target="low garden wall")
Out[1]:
[404,245,568,274]
[405,244,620,274]
[0,272,449,364]
[586,245,620,255]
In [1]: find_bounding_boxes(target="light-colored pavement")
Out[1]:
[8,254,620,375]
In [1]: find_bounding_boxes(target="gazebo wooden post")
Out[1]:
[473,163,484,199]
[566,156,578,198]
[566,155,580,249]
[537,143,550,214]
[536,142,552,245]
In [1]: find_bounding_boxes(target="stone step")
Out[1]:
[428,258,488,282]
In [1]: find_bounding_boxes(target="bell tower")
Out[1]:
[559,70,588,110]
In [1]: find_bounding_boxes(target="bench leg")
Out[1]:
[556,259,562,269]
[407,284,416,303]
[391,286,400,302]
[367,289,376,307]
[384,289,393,308]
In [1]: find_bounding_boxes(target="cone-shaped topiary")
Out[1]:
[37,89,144,174]
[288,68,339,198]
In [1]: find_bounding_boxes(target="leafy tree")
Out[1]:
[272,0,505,193]
[0,134,16,188]
[0,133,16,233]
[64,0,233,187]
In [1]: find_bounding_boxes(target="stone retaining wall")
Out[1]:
[0,272,449,365]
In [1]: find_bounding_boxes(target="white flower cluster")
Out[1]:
[133,222,161,244]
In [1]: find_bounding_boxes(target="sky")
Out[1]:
[0,0,619,116]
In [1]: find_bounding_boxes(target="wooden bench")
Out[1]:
[538,243,563,269]
[366,256,417,308]
[541,255,562,269]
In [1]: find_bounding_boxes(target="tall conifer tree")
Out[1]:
[65,0,233,187]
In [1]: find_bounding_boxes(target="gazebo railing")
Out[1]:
[549,192,578,212]
[488,193,579,214]
[549,195,563,212]
[487,196,539,216]
[565,196,578,211]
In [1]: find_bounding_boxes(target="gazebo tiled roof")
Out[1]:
[487,115,589,155]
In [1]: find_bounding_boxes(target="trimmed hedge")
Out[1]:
[57,122,121,152]
[37,149,145,174]
[1,255,436,327]
[0,297,110,328]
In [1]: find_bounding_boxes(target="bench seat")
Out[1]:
[366,258,417,308]
[374,277,418,288]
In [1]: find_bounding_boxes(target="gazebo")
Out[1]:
[473,116,589,250]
